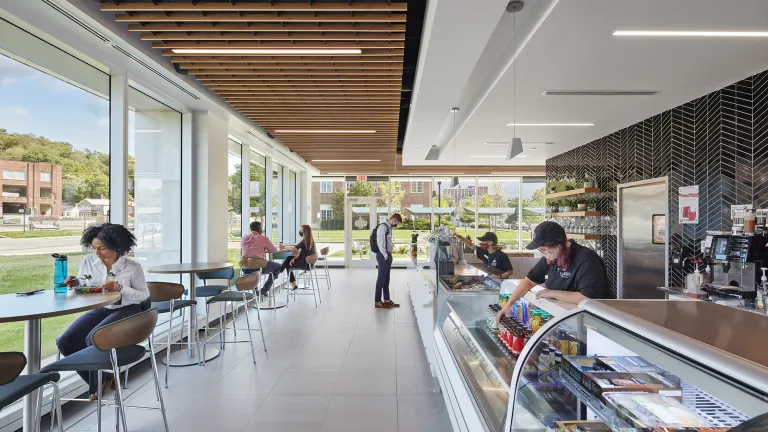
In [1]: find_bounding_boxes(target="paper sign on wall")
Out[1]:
[679,185,699,224]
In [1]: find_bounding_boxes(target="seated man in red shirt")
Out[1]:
[241,221,281,296]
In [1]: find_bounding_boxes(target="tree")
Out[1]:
[377,181,404,211]
[228,161,267,217]
[331,181,374,221]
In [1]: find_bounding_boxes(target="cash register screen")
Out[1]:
[714,237,729,260]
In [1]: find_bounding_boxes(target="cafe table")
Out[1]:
[259,250,293,310]
[147,262,232,367]
[0,290,120,432]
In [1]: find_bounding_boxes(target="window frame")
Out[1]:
[320,181,333,193]
[410,182,423,193]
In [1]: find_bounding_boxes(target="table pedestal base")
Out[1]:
[163,348,219,367]
[24,319,42,432]
[257,298,287,310]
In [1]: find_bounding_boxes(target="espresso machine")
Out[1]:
[702,234,768,299]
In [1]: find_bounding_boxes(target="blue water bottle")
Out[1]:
[52,254,68,293]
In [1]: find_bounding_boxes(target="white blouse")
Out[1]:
[76,254,149,309]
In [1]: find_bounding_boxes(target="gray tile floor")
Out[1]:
[47,268,451,432]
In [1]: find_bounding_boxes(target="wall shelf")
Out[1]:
[545,188,600,199]
[566,233,601,240]
[549,211,601,217]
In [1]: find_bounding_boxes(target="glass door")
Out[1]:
[345,196,378,268]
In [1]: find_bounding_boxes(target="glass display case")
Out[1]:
[505,300,768,431]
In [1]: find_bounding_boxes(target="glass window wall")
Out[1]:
[311,177,345,264]
[271,162,283,242]
[0,51,109,359]
[249,151,267,228]
[127,87,182,281]
[476,177,521,251]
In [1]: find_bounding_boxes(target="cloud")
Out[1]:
[96,117,109,127]
[0,56,37,84]
[0,106,29,118]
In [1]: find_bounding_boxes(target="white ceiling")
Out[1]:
[403,0,768,167]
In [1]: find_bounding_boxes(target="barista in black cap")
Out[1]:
[455,231,514,279]
[496,221,607,322]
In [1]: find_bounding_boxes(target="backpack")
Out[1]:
[369,222,389,254]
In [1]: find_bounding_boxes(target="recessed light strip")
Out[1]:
[312,159,381,162]
[274,129,377,133]
[506,123,594,127]
[614,30,768,37]
[172,48,363,55]
[469,155,508,158]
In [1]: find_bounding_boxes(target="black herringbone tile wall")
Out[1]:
[546,70,768,299]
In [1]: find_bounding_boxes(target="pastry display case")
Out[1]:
[504,300,768,431]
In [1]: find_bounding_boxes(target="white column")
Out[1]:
[518,178,524,250]
[474,176,480,240]
[191,111,229,263]
[282,167,290,243]
[265,156,273,241]
[181,113,194,263]
[241,147,251,238]
[300,171,309,225]
[109,73,128,225]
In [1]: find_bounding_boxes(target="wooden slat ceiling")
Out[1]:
[100,0,410,172]
[101,1,543,176]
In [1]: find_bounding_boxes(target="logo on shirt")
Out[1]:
[490,259,498,267]
[560,271,572,279]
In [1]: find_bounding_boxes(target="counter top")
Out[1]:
[501,279,578,316]
[657,286,768,315]
[453,263,491,277]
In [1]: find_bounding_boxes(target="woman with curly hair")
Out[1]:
[57,223,149,400]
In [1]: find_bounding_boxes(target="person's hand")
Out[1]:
[490,274,501,279]
[495,309,507,325]
[63,276,79,288]
[290,258,297,265]
[536,289,558,300]
[102,280,121,292]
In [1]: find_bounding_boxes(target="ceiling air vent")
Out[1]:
[42,0,112,44]
[112,46,199,100]
[543,90,658,96]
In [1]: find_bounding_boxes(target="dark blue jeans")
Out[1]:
[375,253,393,302]
[256,260,286,292]
[57,304,143,393]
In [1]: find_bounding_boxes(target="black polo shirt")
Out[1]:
[476,247,513,275]
[526,241,606,299]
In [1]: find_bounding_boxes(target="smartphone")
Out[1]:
[16,289,45,296]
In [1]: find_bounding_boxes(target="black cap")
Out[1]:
[525,221,567,250]
[476,232,498,244]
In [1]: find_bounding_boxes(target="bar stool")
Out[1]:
[187,268,235,346]
[202,272,267,365]
[148,282,198,387]
[0,352,63,432]
[287,253,321,307]
[315,246,332,289]
[41,308,169,432]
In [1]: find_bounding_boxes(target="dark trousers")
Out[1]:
[248,261,283,292]
[57,304,143,393]
[375,253,393,302]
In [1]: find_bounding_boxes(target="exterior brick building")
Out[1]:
[444,185,488,203]
[0,160,63,217]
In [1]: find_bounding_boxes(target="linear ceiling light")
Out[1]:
[614,30,768,37]
[274,129,376,133]
[506,123,594,127]
[172,48,363,55]
[312,159,381,162]
[469,155,508,158]
[543,90,657,96]
[485,141,552,146]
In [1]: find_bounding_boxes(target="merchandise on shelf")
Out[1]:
[581,371,683,401]
[603,392,712,429]
[554,420,611,432]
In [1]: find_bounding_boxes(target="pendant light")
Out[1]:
[507,1,524,160]
[451,107,460,187]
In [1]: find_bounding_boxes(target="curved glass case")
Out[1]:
[505,300,768,431]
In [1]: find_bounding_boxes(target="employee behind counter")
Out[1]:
[454,231,514,279]
[497,221,608,322]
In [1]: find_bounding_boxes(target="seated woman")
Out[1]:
[263,224,317,292]
[58,223,149,401]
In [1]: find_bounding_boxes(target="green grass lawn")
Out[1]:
[0,253,87,358]
[0,229,83,238]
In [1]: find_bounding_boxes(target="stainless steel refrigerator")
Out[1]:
[617,178,669,299]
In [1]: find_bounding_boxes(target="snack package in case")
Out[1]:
[596,356,666,374]
[554,420,611,431]
[603,392,711,429]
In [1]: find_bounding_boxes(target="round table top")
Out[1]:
[0,290,121,323]
[146,262,233,274]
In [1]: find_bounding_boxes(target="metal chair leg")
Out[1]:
[254,292,267,352]
[52,382,63,432]
[110,350,128,432]
[202,303,210,366]
[148,337,170,432]
[314,267,322,304]
[165,305,174,388]
[97,370,103,432]
[35,384,43,432]
[325,261,332,289]
[310,270,318,308]
[123,366,129,389]
[242,293,257,364]
[232,303,238,338]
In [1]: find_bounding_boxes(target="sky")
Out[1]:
[0,54,109,153]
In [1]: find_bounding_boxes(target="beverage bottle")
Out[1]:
[52,254,68,294]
